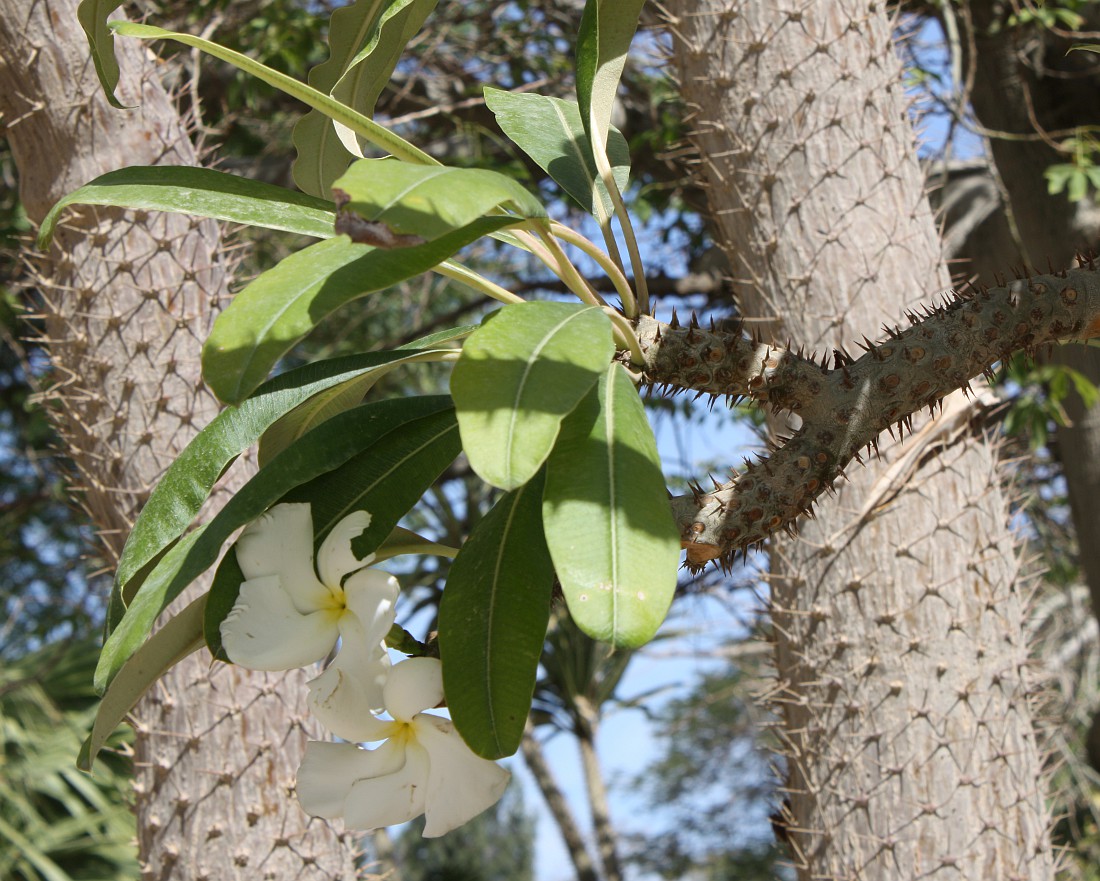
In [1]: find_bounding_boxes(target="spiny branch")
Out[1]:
[635,263,1100,569]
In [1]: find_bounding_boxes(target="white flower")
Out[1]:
[220,503,399,740]
[296,656,511,837]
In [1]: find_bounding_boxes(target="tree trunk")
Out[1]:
[949,0,1100,771]
[573,700,623,881]
[0,3,358,879]
[668,2,1053,879]
[521,724,601,881]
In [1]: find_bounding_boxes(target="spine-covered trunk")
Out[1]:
[667,2,1053,878]
[0,3,358,878]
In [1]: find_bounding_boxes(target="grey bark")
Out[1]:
[0,2,358,879]
[946,0,1100,770]
[521,724,601,881]
[667,2,1053,879]
[573,699,623,881]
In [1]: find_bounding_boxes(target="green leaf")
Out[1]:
[97,395,452,692]
[484,88,630,219]
[206,404,459,651]
[38,166,335,249]
[293,0,438,196]
[542,363,679,648]
[333,158,546,242]
[202,217,510,403]
[111,348,454,619]
[109,21,436,167]
[77,1,126,108]
[257,342,464,466]
[439,472,554,759]
[451,302,614,490]
[575,0,647,152]
[80,595,205,772]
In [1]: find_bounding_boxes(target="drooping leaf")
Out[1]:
[79,595,205,771]
[484,88,630,219]
[451,302,613,490]
[109,21,436,167]
[439,472,554,759]
[202,217,509,403]
[542,363,679,648]
[294,0,439,196]
[38,166,335,249]
[575,0,647,153]
[206,406,459,659]
[332,158,546,242]
[77,1,126,108]
[111,348,455,622]
[97,396,452,692]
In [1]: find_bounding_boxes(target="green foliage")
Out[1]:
[1001,353,1100,449]
[451,302,613,490]
[543,363,680,648]
[0,640,137,881]
[391,783,536,881]
[1044,133,1100,203]
[439,473,554,759]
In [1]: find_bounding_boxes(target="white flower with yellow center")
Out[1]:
[296,656,511,837]
[220,503,398,740]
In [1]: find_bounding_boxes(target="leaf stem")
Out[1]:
[550,221,636,313]
[515,224,608,309]
[603,308,644,365]
[435,260,525,304]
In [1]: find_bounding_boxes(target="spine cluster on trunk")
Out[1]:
[636,263,1100,568]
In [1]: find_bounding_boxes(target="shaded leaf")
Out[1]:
[439,472,554,759]
[576,0,647,152]
[77,0,126,108]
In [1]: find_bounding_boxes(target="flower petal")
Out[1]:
[383,657,445,723]
[297,737,431,831]
[342,568,400,646]
[297,738,406,819]
[235,504,333,610]
[317,510,374,587]
[342,739,431,830]
[414,714,511,837]
[220,576,339,670]
[308,640,392,742]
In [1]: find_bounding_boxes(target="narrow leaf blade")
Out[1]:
[439,472,554,759]
[484,88,630,218]
[576,0,647,150]
[543,363,679,648]
[451,302,614,490]
[202,217,510,403]
[38,166,335,249]
[77,1,126,108]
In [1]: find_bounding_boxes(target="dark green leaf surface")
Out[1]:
[38,166,335,249]
[451,302,614,490]
[111,349,454,618]
[202,217,511,403]
[484,88,630,218]
[77,1,126,108]
[576,0,647,151]
[333,158,546,241]
[97,396,452,692]
[439,472,554,759]
[543,363,679,648]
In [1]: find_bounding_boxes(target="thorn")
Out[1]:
[670,307,680,329]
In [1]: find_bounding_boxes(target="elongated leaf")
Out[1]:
[38,166,335,249]
[542,363,678,648]
[576,0,647,152]
[203,217,511,403]
[333,158,546,242]
[79,595,205,771]
[78,0,126,108]
[484,88,630,219]
[111,348,453,617]
[294,0,438,196]
[109,21,436,167]
[205,407,458,654]
[451,302,613,490]
[97,396,452,692]
[439,472,554,759]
